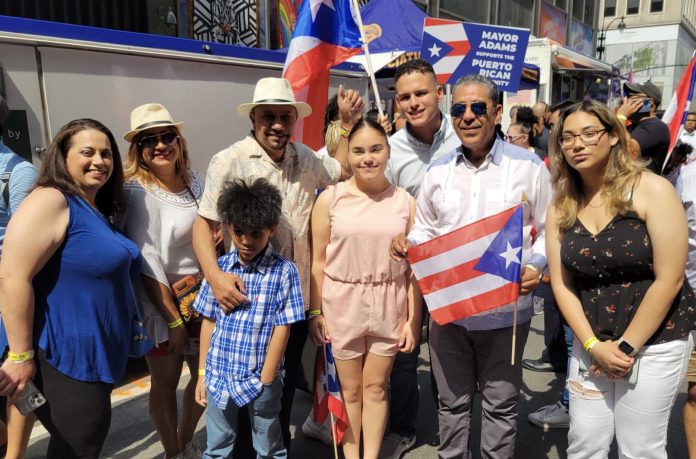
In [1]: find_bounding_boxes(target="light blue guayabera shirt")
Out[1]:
[0,138,38,246]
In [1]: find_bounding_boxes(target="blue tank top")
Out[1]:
[30,194,141,383]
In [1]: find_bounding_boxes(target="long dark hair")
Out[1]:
[36,119,124,217]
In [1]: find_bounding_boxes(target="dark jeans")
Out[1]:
[388,346,419,437]
[33,351,113,459]
[235,320,308,457]
[536,283,568,372]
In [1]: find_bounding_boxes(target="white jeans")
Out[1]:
[566,334,694,459]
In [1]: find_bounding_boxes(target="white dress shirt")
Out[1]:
[676,161,696,288]
[408,137,553,330]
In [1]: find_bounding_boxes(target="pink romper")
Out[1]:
[322,182,412,360]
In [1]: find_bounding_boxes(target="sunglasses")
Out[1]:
[504,134,526,142]
[450,102,488,118]
[138,131,179,150]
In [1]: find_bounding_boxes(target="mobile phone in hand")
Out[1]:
[14,380,46,415]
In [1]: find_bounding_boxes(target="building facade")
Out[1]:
[600,0,696,108]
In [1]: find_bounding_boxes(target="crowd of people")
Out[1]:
[0,57,693,459]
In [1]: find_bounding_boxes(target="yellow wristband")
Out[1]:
[307,309,322,319]
[168,317,184,329]
[198,369,205,376]
[583,336,600,352]
[616,114,628,123]
[8,350,34,363]
[340,126,350,138]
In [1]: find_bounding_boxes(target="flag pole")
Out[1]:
[330,412,339,459]
[350,0,385,119]
[511,297,518,365]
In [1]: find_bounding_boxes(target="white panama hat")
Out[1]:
[124,103,184,142]
[237,77,312,119]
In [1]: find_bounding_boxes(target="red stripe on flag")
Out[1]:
[418,258,484,295]
[448,40,471,55]
[408,205,519,264]
[436,73,451,85]
[426,17,460,26]
[301,70,329,150]
[283,42,361,92]
[430,283,519,325]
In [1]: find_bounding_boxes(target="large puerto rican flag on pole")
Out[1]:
[408,205,523,325]
[661,52,696,171]
[420,18,471,85]
[282,0,363,150]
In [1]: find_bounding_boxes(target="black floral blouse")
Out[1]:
[561,211,696,344]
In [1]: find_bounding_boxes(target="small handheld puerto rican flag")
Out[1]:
[408,205,524,325]
[312,343,349,445]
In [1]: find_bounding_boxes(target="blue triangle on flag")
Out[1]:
[421,32,453,66]
[473,206,524,283]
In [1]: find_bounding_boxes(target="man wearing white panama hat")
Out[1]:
[193,76,362,452]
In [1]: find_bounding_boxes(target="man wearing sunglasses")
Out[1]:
[392,74,552,459]
[380,59,461,459]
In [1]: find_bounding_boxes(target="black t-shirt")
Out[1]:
[628,117,670,174]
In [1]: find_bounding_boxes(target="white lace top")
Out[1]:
[116,171,204,343]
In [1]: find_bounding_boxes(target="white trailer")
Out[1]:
[0,16,368,173]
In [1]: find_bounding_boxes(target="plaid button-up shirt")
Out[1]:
[193,243,305,409]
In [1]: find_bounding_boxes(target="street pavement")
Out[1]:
[23,314,690,458]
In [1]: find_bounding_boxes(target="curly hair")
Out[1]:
[123,126,191,187]
[217,178,282,229]
[549,100,648,231]
[36,118,123,217]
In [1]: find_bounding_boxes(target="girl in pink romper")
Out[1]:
[309,119,422,459]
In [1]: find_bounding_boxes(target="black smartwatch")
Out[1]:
[617,338,638,357]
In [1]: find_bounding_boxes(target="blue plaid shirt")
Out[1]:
[193,243,304,409]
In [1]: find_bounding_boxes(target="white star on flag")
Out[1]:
[428,43,442,57]
[498,242,521,269]
[309,0,335,21]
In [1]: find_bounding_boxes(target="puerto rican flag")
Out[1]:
[282,0,362,150]
[661,52,696,171]
[420,17,471,85]
[408,205,523,325]
[312,343,348,443]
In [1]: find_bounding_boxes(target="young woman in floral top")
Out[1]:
[545,100,695,458]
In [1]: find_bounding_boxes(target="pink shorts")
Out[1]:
[322,275,407,360]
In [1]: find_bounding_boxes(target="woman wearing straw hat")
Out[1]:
[117,103,205,459]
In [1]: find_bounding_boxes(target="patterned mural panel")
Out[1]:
[193,0,258,47]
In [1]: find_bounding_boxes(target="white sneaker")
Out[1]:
[379,432,416,459]
[527,401,570,429]
[301,415,333,445]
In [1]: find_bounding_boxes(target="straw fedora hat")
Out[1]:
[237,77,312,119]
[124,103,185,141]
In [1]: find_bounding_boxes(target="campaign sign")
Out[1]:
[420,18,530,93]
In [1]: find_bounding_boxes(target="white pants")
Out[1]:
[566,334,694,459]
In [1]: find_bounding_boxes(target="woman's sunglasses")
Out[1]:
[138,131,179,150]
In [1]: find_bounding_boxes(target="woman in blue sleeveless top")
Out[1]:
[0,119,141,458]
